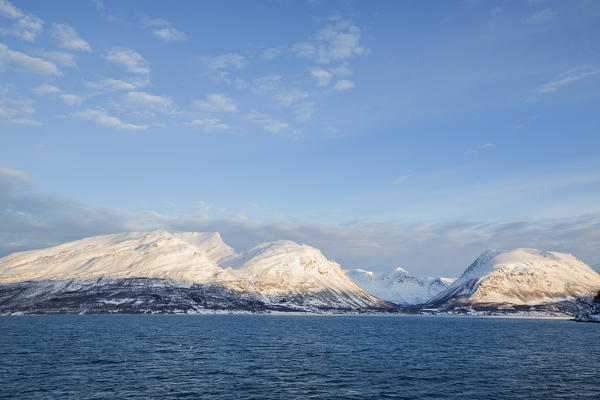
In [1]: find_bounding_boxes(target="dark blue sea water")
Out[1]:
[1,315,599,399]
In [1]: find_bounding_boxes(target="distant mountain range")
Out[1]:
[1,231,599,316]
[346,267,455,305]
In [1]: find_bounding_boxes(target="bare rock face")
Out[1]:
[426,248,600,315]
[0,231,395,314]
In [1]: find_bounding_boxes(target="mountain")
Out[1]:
[426,248,600,315]
[0,231,394,314]
[575,291,600,322]
[346,267,455,305]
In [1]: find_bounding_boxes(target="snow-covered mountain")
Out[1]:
[346,267,455,305]
[0,231,393,314]
[426,248,600,314]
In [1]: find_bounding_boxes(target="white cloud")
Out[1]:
[310,67,332,86]
[73,108,148,131]
[465,143,494,155]
[141,16,187,42]
[245,111,289,133]
[262,47,284,59]
[124,91,173,111]
[105,47,150,74]
[194,93,237,113]
[252,75,308,107]
[185,118,231,132]
[41,51,76,68]
[0,0,43,41]
[86,78,144,91]
[51,23,91,52]
[0,43,60,75]
[0,90,38,125]
[294,102,314,123]
[153,27,187,42]
[60,93,84,107]
[535,69,600,94]
[524,8,557,24]
[204,53,245,69]
[330,66,352,77]
[33,84,61,95]
[203,53,246,84]
[333,80,355,91]
[294,20,368,64]
[33,84,83,106]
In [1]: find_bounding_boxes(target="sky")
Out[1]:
[1,0,600,277]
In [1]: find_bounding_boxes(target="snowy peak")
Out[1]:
[347,267,454,305]
[428,248,600,308]
[0,230,237,284]
[0,231,389,311]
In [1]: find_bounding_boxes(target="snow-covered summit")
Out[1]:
[0,230,236,284]
[0,231,388,311]
[427,248,600,308]
[347,267,455,305]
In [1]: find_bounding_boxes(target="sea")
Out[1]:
[1,315,598,399]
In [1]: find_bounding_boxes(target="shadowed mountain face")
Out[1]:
[0,278,395,314]
[575,291,600,322]
[0,231,395,314]
[426,248,600,315]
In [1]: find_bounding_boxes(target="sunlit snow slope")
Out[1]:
[427,248,600,313]
[0,231,392,314]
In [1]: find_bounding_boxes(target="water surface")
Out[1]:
[1,315,598,399]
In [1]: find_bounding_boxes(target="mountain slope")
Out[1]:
[426,248,600,314]
[0,231,393,314]
[347,267,455,305]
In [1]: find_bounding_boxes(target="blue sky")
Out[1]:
[1,0,600,276]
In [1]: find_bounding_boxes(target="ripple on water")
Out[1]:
[0,315,599,399]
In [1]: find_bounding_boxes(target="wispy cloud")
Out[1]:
[245,110,289,133]
[124,91,174,112]
[204,53,245,70]
[0,0,43,41]
[294,20,368,64]
[333,79,355,91]
[184,118,231,132]
[73,108,148,130]
[86,78,146,91]
[141,16,187,42]
[0,43,60,75]
[294,102,314,123]
[194,93,237,113]
[105,47,150,74]
[0,88,39,125]
[33,84,61,95]
[203,53,245,84]
[535,69,600,94]
[465,143,494,155]
[51,23,91,52]
[252,75,308,107]
[40,50,76,68]
[59,93,84,107]
[524,8,557,24]
[33,84,84,107]
[310,67,333,87]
